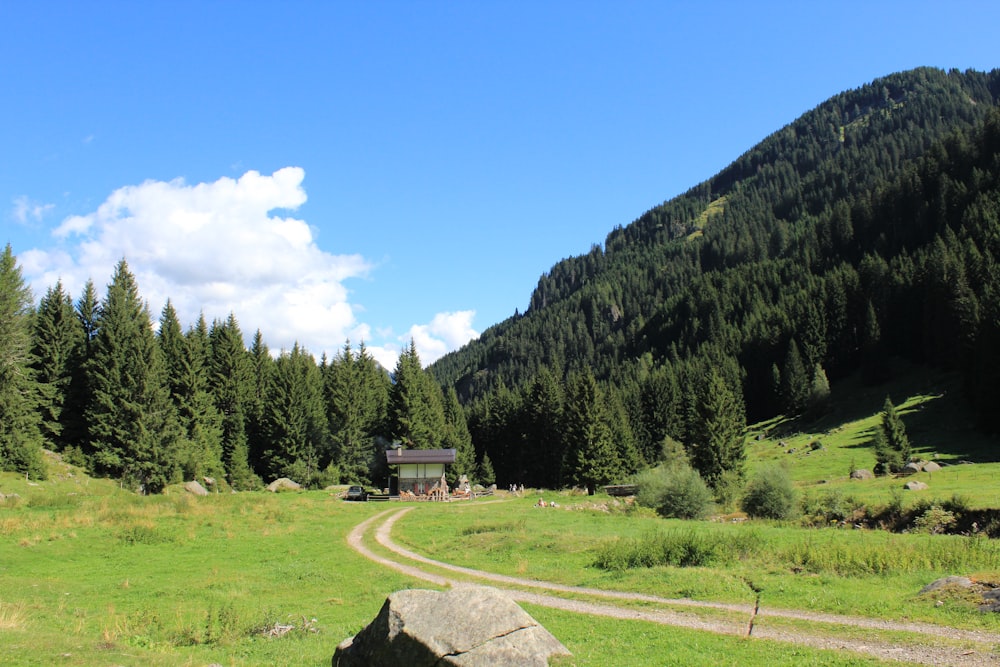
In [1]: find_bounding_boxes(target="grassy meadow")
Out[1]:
[3,366,1000,665]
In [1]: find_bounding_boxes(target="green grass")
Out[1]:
[392,497,1000,633]
[0,477,411,666]
[3,365,999,665]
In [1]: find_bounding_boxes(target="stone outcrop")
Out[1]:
[183,480,209,496]
[266,477,302,492]
[904,480,929,491]
[849,469,874,480]
[333,585,570,667]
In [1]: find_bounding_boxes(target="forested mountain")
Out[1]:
[430,67,1000,488]
[5,67,1000,495]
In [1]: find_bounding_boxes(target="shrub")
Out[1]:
[740,465,797,520]
[634,463,714,520]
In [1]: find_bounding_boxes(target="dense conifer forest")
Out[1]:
[3,67,1000,494]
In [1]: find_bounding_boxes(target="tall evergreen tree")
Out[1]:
[523,366,565,488]
[687,368,746,488]
[60,280,99,451]
[561,368,621,494]
[85,259,181,492]
[158,304,225,483]
[873,396,911,474]
[245,328,273,473]
[442,386,475,485]
[324,340,389,485]
[260,343,330,483]
[780,338,810,416]
[0,245,46,479]
[209,314,259,489]
[30,280,82,451]
[386,340,446,448]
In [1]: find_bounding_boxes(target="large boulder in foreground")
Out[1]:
[333,585,570,667]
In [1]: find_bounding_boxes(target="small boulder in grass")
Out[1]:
[333,585,570,667]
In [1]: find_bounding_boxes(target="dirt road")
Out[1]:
[347,506,1000,665]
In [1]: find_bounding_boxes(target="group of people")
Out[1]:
[534,498,558,508]
[508,483,525,495]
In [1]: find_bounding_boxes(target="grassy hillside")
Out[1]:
[743,364,1000,515]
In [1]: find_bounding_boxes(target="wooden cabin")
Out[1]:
[385,448,457,496]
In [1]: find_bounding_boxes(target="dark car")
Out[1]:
[345,485,368,501]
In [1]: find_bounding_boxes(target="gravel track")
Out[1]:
[346,506,1000,665]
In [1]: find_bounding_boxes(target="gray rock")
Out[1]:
[904,480,929,491]
[900,462,922,476]
[850,469,874,480]
[333,585,570,667]
[922,461,942,473]
[266,477,302,493]
[919,576,973,595]
[183,480,209,496]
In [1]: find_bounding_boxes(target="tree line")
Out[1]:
[1,252,481,491]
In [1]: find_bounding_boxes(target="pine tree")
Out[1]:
[386,340,446,449]
[30,280,82,451]
[260,343,330,484]
[209,314,259,490]
[442,386,475,485]
[245,328,273,473]
[324,340,389,485]
[561,368,621,494]
[85,259,181,492]
[523,366,565,488]
[158,304,225,483]
[60,280,99,452]
[808,363,831,414]
[476,451,495,487]
[0,244,46,479]
[780,339,810,416]
[688,368,746,488]
[874,396,911,474]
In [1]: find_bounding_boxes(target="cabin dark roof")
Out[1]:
[385,448,457,465]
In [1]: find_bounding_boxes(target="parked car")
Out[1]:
[345,485,368,501]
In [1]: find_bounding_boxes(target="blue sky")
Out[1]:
[3,1,999,369]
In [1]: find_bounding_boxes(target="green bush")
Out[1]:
[592,528,763,571]
[634,463,714,520]
[740,465,797,520]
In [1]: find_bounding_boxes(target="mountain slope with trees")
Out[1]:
[430,67,1000,489]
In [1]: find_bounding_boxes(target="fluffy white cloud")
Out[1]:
[364,312,479,370]
[21,167,481,369]
[25,168,373,358]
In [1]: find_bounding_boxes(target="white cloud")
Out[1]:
[25,168,374,358]
[366,311,479,370]
[22,167,481,369]
[11,196,55,226]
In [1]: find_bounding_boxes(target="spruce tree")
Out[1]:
[442,386,475,485]
[30,280,82,451]
[245,328,273,473]
[688,368,746,488]
[60,280,98,452]
[561,368,621,494]
[524,366,565,488]
[209,314,259,490]
[0,244,46,479]
[386,340,447,449]
[158,304,225,483]
[260,343,330,484]
[324,340,389,485]
[780,339,810,416]
[85,259,181,492]
[874,396,911,474]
